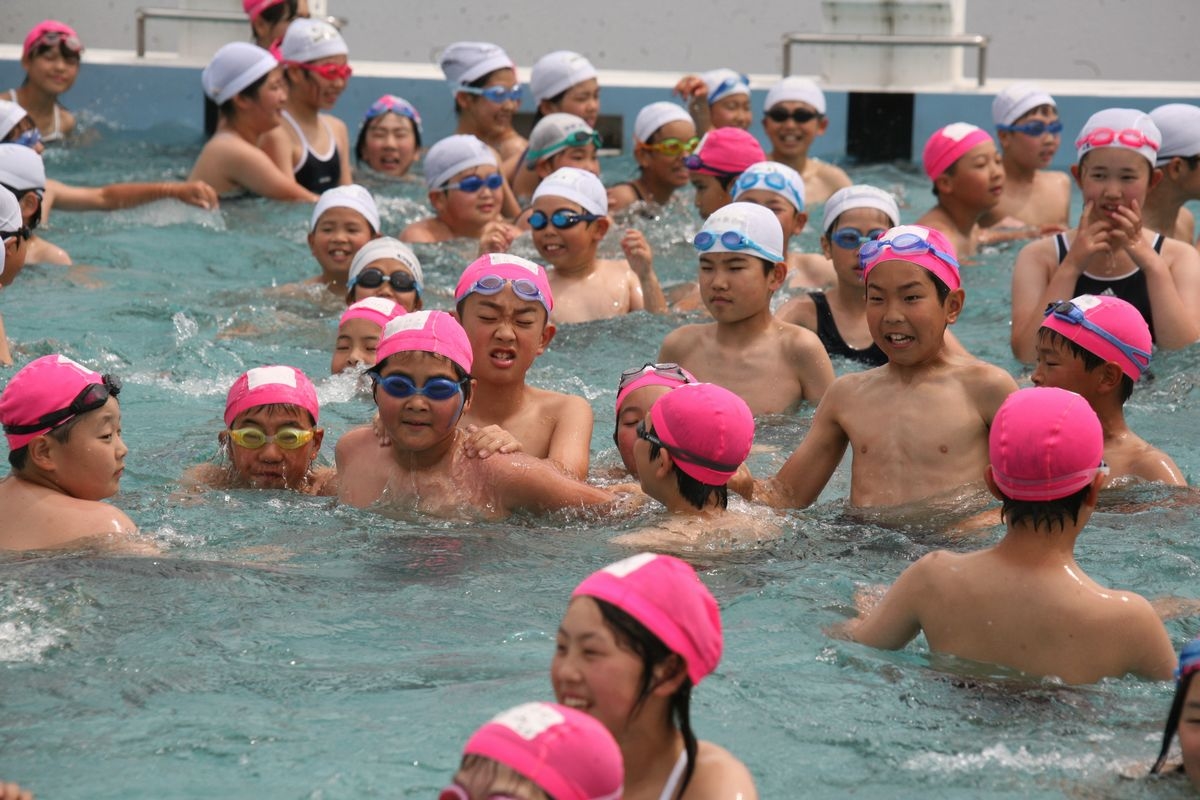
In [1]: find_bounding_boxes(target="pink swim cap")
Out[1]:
[225,365,319,427]
[614,362,696,414]
[989,387,1105,502]
[23,20,83,57]
[0,354,109,451]
[454,253,554,314]
[686,127,765,177]
[373,310,474,373]
[648,382,754,486]
[462,702,623,800]
[339,296,406,330]
[922,122,993,181]
[860,224,961,292]
[573,553,722,685]
[243,0,287,20]
[1040,294,1152,381]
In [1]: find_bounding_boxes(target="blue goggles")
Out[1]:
[526,129,602,162]
[457,84,523,104]
[858,232,960,272]
[369,372,466,401]
[528,208,602,230]
[709,73,749,104]
[734,170,804,210]
[1043,300,1152,376]
[465,274,550,312]
[441,172,503,193]
[10,127,41,149]
[997,119,1063,137]
[830,227,887,250]
[693,230,782,262]
[1176,638,1200,683]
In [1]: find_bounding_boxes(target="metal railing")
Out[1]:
[135,7,347,57]
[781,32,990,87]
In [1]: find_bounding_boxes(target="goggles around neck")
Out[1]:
[636,419,739,474]
[3,375,121,436]
[997,119,1063,137]
[464,273,549,310]
[288,60,352,81]
[441,172,503,193]
[735,170,804,210]
[1075,127,1159,152]
[830,226,887,250]
[457,84,523,104]
[228,426,314,450]
[369,372,466,401]
[766,106,819,124]
[528,208,602,230]
[526,129,602,161]
[693,229,781,262]
[642,136,699,158]
[349,267,421,295]
[858,232,960,272]
[617,362,692,393]
[1043,300,1152,377]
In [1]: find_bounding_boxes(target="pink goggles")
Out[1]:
[1075,127,1159,151]
[438,784,518,800]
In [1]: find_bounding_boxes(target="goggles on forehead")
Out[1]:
[364,96,420,125]
[369,372,466,401]
[642,136,700,157]
[457,84,522,104]
[3,375,121,436]
[526,129,603,162]
[288,60,352,81]
[683,153,739,177]
[617,362,692,393]
[693,229,781,262]
[441,172,503,193]
[709,73,750,103]
[858,232,960,272]
[735,170,804,209]
[1075,127,1159,152]
[528,208,602,231]
[228,427,314,450]
[465,274,548,308]
[997,119,1063,137]
[29,30,83,55]
[1042,300,1152,376]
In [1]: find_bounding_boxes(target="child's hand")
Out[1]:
[673,74,708,102]
[1062,201,1112,272]
[621,229,654,277]
[371,412,392,448]
[174,180,220,211]
[0,781,33,800]
[1108,197,1144,253]
[477,220,521,256]
[461,424,522,459]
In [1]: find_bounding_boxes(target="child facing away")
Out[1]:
[0,354,138,550]
[1151,639,1200,786]
[331,297,406,374]
[836,386,1175,685]
[529,166,665,323]
[674,68,753,135]
[260,18,353,194]
[453,253,595,479]
[916,122,1005,258]
[553,553,759,799]
[1010,108,1200,362]
[752,224,1017,509]
[607,102,696,214]
[399,134,504,243]
[507,112,601,205]
[306,184,378,293]
[685,127,765,220]
[658,202,835,414]
[1032,294,1186,486]
[1144,103,1200,243]
[446,702,623,800]
[5,20,83,143]
[184,366,335,495]
[335,310,614,518]
[353,94,422,180]
[189,42,317,202]
[344,237,423,310]
[980,82,1071,233]
[761,77,850,204]
[440,41,527,163]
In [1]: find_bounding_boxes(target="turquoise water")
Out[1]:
[2,129,1200,798]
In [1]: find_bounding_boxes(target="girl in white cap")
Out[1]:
[673,67,753,135]
[441,41,527,164]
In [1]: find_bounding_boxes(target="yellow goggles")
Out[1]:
[228,427,314,450]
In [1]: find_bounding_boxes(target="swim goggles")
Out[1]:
[9,127,41,150]
[227,427,314,450]
[1075,127,1159,151]
[349,267,421,296]
[528,208,602,230]
[29,30,83,56]
[440,172,503,193]
[369,372,467,401]
[1176,638,1200,683]
[636,419,739,474]
[526,129,603,162]
[683,153,739,176]
[363,95,422,129]
[709,73,750,103]
[617,362,692,393]
[287,61,353,81]
[464,274,549,309]
[735,170,805,210]
[830,227,887,250]
[1042,300,1152,376]
[693,229,782,262]
[765,106,820,124]
[438,784,517,800]
[456,84,523,104]
[641,136,700,157]
[997,119,1063,137]
[0,224,32,242]
[3,375,121,436]
[858,232,960,272]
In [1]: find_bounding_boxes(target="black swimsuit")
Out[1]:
[1054,231,1163,340]
[809,292,888,367]
[283,111,342,194]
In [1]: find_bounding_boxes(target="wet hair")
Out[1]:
[230,402,316,428]
[533,88,569,125]
[930,162,956,197]
[217,70,271,119]
[1036,328,1135,403]
[647,438,729,510]
[594,598,699,797]
[1013,103,1057,125]
[7,413,88,471]
[997,483,1091,532]
[372,352,473,403]
[455,755,550,799]
[354,112,421,164]
[453,69,508,116]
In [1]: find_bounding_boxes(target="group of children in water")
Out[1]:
[3,5,1200,796]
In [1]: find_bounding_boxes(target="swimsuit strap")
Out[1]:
[1054,231,1069,264]
[657,748,689,800]
[1153,232,1164,254]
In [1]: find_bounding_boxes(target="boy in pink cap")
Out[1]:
[184,365,334,495]
[445,701,623,800]
[553,553,758,799]
[684,127,765,219]
[453,253,595,479]
[1033,294,1185,486]
[1010,108,1200,363]
[753,224,1017,511]
[838,386,1175,684]
[331,296,406,374]
[916,122,1005,258]
[4,20,83,143]
[336,310,614,517]
[0,354,139,550]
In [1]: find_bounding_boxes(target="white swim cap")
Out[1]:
[423,134,498,190]
[0,143,46,191]
[280,18,347,63]
[992,82,1056,127]
[1150,104,1200,164]
[202,41,278,105]
[525,113,597,166]
[700,69,749,105]
[530,50,597,102]
[821,184,901,233]
[634,102,692,143]
[695,202,786,262]
[0,100,27,141]
[309,184,380,234]
[1076,108,1161,167]
[440,41,514,87]
[765,77,826,114]
[730,160,806,212]
[0,186,16,277]
[349,237,423,289]
[532,167,607,216]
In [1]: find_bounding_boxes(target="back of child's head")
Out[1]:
[1148,104,1200,167]
[202,41,277,110]
[279,17,347,65]
[646,382,753,509]
[923,122,993,185]
[1039,294,1150,402]
[456,702,623,800]
[310,184,380,236]
[1075,108,1161,169]
[225,365,319,428]
[531,166,607,215]
[686,127,765,187]
[423,134,497,191]
[525,113,597,168]
[989,387,1106,531]
[455,252,554,318]
[633,101,692,144]
[347,237,423,300]
[0,140,48,192]
[860,223,959,300]
[1,354,119,470]
[372,309,474,379]
[821,184,900,236]
[731,160,806,212]
[764,76,826,114]
[0,100,27,143]
[992,82,1056,129]
[1152,638,1200,775]
[693,201,785,273]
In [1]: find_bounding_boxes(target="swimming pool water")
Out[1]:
[2,129,1200,799]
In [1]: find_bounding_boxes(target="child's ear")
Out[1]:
[767,259,788,291]
[934,172,955,197]
[537,321,557,354]
[634,145,653,170]
[1148,166,1165,192]
[311,428,325,457]
[648,653,688,697]
[654,448,675,480]
[26,435,56,471]
[535,159,555,179]
[816,116,830,136]
[943,287,966,323]
[591,216,610,241]
[429,190,447,214]
[792,211,809,237]
[1070,164,1082,187]
[1095,361,1125,395]
[819,235,834,260]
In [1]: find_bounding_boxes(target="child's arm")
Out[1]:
[477,219,521,255]
[257,126,296,177]
[835,558,929,649]
[330,116,353,187]
[46,178,220,212]
[621,229,667,313]
[548,397,594,480]
[785,325,835,403]
[489,453,615,513]
[750,379,851,508]
[1120,595,1177,681]
[210,141,317,203]
[673,74,713,135]
[1115,202,1200,349]
[0,309,11,367]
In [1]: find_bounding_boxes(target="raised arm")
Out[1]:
[622,229,667,314]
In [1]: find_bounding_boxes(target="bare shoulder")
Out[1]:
[398,217,442,244]
[1014,233,1058,266]
[527,385,593,421]
[688,740,759,800]
[335,426,378,460]
[181,462,232,491]
[660,322,712,356]
[1161,235,1200,268]
[775,293,816,327]
[776,318,826,355]
[325,113,350,137]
